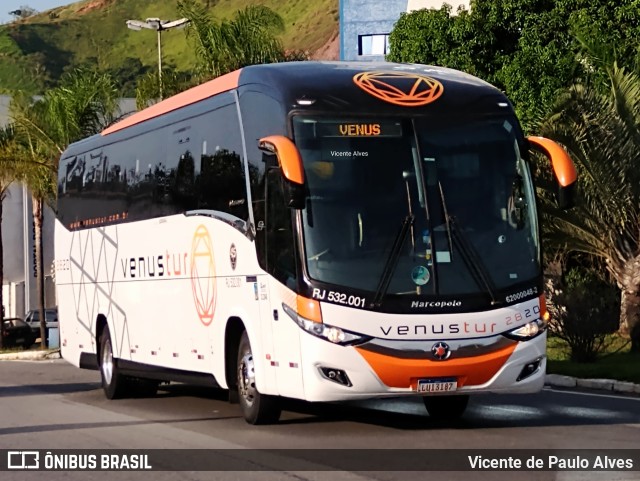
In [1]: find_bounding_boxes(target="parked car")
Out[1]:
[1,318,35,349]
[25,308,58,337]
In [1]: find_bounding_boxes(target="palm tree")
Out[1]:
[0,125,23,349]
[537,62,640,351]
[10,69,120,348]
[177,0,287,78]
[40,69,120,146]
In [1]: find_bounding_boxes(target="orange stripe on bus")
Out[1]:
[296,295,322,323]
[355,343,517,388]
[528,136,577,187]
[102,69,242,136]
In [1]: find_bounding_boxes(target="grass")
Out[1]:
[0,346,25,354]
[0,345,45,355]
[0,342,58,355]
[546,334,640,384]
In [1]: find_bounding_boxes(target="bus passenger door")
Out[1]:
[263,168,305,398]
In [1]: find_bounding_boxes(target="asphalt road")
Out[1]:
[0,359,639,481]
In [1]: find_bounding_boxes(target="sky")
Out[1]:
[1,0,74,25]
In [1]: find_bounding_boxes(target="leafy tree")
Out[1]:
[9,5,38,20]
[10,69,120,348]
[387,0,640,129]
[110,58,151,97]
[536,59,640,352]
[66,57,151,98]
[386,5,485,78]
[177,0,287,78]
[547,267,620,362]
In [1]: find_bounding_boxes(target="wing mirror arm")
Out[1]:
[528,136,577,209]
[258,135,306,209]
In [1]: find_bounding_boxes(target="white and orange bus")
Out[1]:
[54,62,576,424]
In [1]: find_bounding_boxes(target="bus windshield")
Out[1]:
[292,116,539,299]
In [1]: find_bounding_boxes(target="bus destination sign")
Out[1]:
[317,121,402,138]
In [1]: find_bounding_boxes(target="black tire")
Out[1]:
[99,325,127,399]
[237,331,281,424]
[423,395,469,420]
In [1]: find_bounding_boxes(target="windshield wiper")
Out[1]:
[437,183,501,306]
[370,214,415,308]
[438,181,454,256]
[448,216,501,306]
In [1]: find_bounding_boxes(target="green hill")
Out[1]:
[0,0,339,94]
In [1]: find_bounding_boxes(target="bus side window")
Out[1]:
[265,168,296,289]
[197,103,248,220]
[166,122,197,211]
[238,89,288,271]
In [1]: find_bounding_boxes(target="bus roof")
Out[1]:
[99,61,509,138]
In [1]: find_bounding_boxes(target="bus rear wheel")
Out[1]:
[99,325,127,399]
[423,395,469,420]
[237,331,281,424]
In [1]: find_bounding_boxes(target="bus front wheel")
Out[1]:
[237,331,281,424]
[423,395,469,420]
[99,325,127,399]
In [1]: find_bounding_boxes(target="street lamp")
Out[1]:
[126,17,190,100]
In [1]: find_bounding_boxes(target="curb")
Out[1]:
[545,373,640,395]
[0,349,61,361]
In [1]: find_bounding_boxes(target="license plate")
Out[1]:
[16,338,24,343]
[417,378,457,393]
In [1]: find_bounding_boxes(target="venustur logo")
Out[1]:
[190,225,216,326]
[353,71,444,107]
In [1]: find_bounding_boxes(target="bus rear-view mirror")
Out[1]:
[528,136,577,210]
[258,135,306,209]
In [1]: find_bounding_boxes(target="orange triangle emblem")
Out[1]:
[353,71,444,107]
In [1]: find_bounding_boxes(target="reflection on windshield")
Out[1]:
[293,116,539,299]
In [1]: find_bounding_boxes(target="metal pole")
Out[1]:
[22,184,30,316]
[127,18,189,100]
[157,28,163,100]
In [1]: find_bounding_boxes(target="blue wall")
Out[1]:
[340,0,408,62]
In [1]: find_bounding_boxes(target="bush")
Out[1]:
[547,267,620,362]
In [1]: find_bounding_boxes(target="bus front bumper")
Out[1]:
[298,331,547,402]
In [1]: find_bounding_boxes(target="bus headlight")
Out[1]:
[282,303,370,346]
[504,318,547,340]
